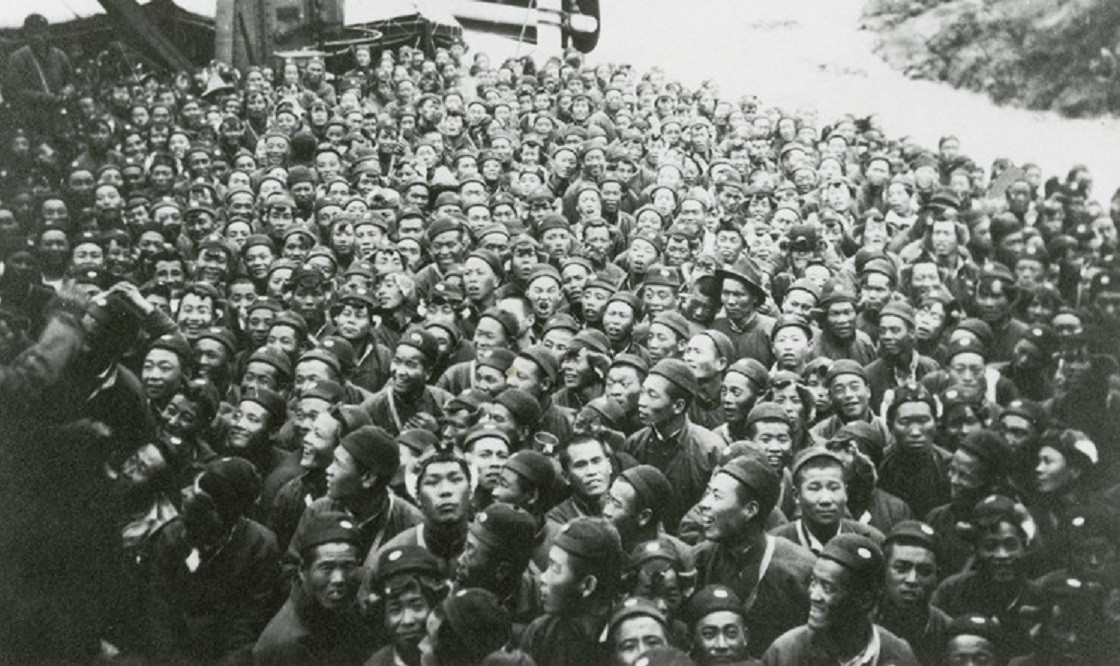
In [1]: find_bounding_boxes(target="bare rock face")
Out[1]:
[863,0,1120,117]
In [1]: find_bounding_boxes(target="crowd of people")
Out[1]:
[2,9,1120,666]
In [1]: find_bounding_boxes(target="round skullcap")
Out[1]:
[685,585,744,625]
[580,396,627,431]
[958,430,1010,474]
[476,348,517,372]
[787,224,819,253]
[1000,399,1045,427]
[830,420,887,466]
[725,358,769,392]
[618,465,673,518]
[197,457,261,520]
[494,388,543,426]
[628,536,689,572]
[649,358,699,396]
[631,229,666,255]
[298,510,361,554]
[790,446,844,480]
[272,310,309,339]
[430,278,465,303]
[611,353,650,376]
[606,290,644,319]
[471,502,538,554]
[543,313,581,336]
[651,311,691,341]
[878,301,915,328]
[609,597,667,635]
[786,277,821,302]
[247,346,292,380]
[825,359,867,385]
[954,318,993,349]
[298,379,343,404]
[718,455,780,516]
[518,346,560,386]
[526,264,562,289]
[376,545,442,588]
[504,450,556,491]
[567,329,611,356]
[744,402,793,429]
[644,264,682,290]
[426,217,462,242]
[633,646,695,666]
[946,613,1003,643]
[340,425,400,476]
[1066,505,1120,543]
[818,281,858,308]
[1023,324,1058,358]
[298,347,343,378]
[553,518,624,570]
[320,337,356,374]
[697,330,736,362]
[1043,429,1100,471]
[770,314,814,340]
[196,326,237,356]
[946,334,987,361]
[1090,269,1120,298]
[462,425,512,452]
[820,533,884,584]
[971,494,1022,532]
[466,249,504,279]
[538,213,570,235]
[398,428,438,456]
[441,588,511,659]
[479,307,521,341]
[860,258,897,283]
[398,328,440,367]
[240,387,286,423]
[148,333,192,363]
[884,520,939,553]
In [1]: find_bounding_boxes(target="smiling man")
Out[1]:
[763,534,918,665]
[361,329,451,436]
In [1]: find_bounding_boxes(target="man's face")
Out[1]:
[159,393,200,439]
[807,558,862,633]
[683,335,723,381]
[885,544,937,608]
[772,327,811,371]
[637,374,681,427]
[560,347,596,391]
[325,445,365,499]
[141,349,183,402]
[301,542,360,612]
[465,437,509,489]
[891,401,936,452]
[605,365,642,413]
[720,278,755,322]
[829,374,870,420]
[695,610,749,665]
[948,448,988,507]
[975,280,1012,323]
[877,315,911,360]
[697,472,752,543]
[859,273,891,313]
[565,440,612,499]
[430,230,464,271]
[300,412,339,470]
[613,616,667,666]
[390,344,428,395]
[193,338,230,384]
[539,546,584,614]
[719,372,757,424]
[229,400,271,449]
[797,462,846,529]
[416,461,470,525]
[976,521,1025,584]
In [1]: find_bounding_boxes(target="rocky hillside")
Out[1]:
[862,0,1120,117]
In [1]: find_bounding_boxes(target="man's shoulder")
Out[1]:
[770,534,816,569]
[254,598,309,656]
[762,625,812,663]
[685,421,722,450]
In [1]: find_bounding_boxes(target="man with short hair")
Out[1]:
[683,330,734,429]
[814,287,877,365]
[713,359,770,445]
[548,434,614,525]
[253,511,375,663]
[623,358,722,532]
[694,455,816,657]
[809,360,891,445]
[762,534,918,665]
[361,329,451,436]
[876,521,951,666]
[879,384,952,519]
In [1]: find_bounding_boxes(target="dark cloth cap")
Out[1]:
[196,326,237,355]
[504,450,556,491]
[685,585,744,625]
[462,425,512,452]
[1023,324,1057,357]
[820,533,884,584]
[958,430,1010,474]
[946,335,987,361]
[426,218,463,242]
[718,455,780,516]
[398,428,438,456]
[790,446,844,480]
[628,535,689,573]
[527,264,562,289]
[273,311,309,339]
[946,613,1003,643]
[770,314,814,340]
[878,301,915,328]
[335,287,377,311]
[240,386,286,423]
[377,545,443,587]
[650,358,699,396]
[725,358,769,391]
[340,425,400,476]
[538,214,570,235]
[398,328,440,367]
[787,224,819,252]
[786,277,821,301]
[197,457,261,520]
[476,348,517,372]
[633,646,695,666]
[247,346,293,379]
[471,502,538,554]
[580,396,627,431]
[618,465,673,518]
[494,388,543,426]
[298,379,343,404]
[954,318,993,348]
[825,359,867,385]
[518,346,559,385]
[609,597,667,635]
[319,337,356,373]
[299,510,361,554]
[716,258,768,302]
[817,281,858,308]
[553,518,624,572]
[745,402,792,429]
[830,420,887,466]
[480,307,521,341]
[442,588,512,658]
[698,329,736,363]
[467,248,505,279]
[884,520,939,553]
[606,290,644,318]
[644,264,682,289]
[1000,399,1045,426]
[1067,505,1120,543]
[543,313,580,335]
[148,332,192,362]
[971,494,1022,530]
[568,329,611,356]
[297,347,343,378]
[860,258,897,283]
[652,310,691,341]
[1090,269,1120,298]
[611,353,651,376]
